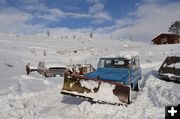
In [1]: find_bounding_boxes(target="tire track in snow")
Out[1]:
[146,76,180,106]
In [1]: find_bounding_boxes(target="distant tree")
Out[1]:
[89,32,93,39]
[47,30,50,37]
[168,21,180,36]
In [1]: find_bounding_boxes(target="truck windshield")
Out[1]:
[98,58,130,68]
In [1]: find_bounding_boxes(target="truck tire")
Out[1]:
[44,72,47,78]
[128,95,131,104]
[128,86,132,104]
[134,80,140,92]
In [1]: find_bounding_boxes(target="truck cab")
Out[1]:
[85,55,141,91]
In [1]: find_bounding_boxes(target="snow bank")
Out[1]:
[1,34,180,119]
[103,51,139,60]
[77,75,180,119]
[141,62,161,69]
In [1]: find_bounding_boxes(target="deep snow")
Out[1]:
[0,34,180,119]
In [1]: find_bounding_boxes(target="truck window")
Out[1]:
[104,60,114,68]
[98,59,105,68]
[114,59,124,65]
[99,58,130,68]
[99,59,115,68]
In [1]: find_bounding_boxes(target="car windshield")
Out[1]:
[98,58,130,68]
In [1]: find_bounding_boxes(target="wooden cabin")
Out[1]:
[152,33,180,45]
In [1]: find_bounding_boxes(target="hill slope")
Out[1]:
[0,34,180,119]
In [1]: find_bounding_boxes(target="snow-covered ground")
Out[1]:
[0,34,180,119]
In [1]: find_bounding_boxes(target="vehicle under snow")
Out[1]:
[158,56,180,81]
[37,60,66,77]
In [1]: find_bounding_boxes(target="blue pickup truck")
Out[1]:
[61,54,142,105]
[85,55,142,91]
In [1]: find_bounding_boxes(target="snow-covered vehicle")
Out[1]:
[37,61,66,77]
[158,56,180,81]
[61,53,141,105]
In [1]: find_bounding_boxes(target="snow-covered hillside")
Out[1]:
[0,34,180,119]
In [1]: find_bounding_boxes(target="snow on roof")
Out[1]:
[40,60,66,68]
[46,64,66,68]
[163,73,180,78]
[103,51,139,60]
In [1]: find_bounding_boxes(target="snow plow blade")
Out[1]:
[61,73,131,105]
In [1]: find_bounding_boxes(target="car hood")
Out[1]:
[84,68,129,84]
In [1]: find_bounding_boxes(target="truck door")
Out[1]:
[130,56,141,88]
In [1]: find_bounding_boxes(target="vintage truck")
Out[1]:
[61,53,142,105]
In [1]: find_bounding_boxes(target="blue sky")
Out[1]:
[0,0,140,28]
[0,0,180,41]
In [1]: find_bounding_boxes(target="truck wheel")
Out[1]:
[38,70,41,74]
[128,86,132,104]
[134,80,140,92]
[128,95,131,104]
[44,72,47,77]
